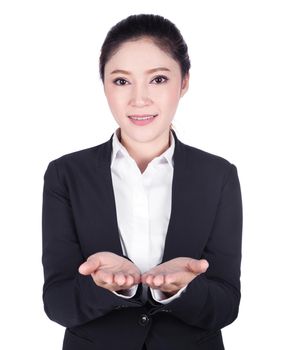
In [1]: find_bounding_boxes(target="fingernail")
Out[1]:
[203,261,209,269]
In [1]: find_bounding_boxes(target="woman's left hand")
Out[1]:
[141,257,209,296]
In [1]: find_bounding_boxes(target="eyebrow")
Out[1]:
[110,67,171,75]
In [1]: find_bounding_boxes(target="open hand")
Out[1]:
[141,257,209,296]
[78,251,141,292]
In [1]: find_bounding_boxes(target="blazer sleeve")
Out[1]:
[148,163,243,331]
[41,160,143,328]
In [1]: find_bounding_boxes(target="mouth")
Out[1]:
[127,114,158,126]
[128,114,158,120]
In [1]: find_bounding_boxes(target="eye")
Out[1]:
[113,78,128,86]
[112,75,169,86]
[152,75,169,84]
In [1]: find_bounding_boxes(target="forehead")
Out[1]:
[105,38,179,73]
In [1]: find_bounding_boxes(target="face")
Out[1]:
[103,37,189,144]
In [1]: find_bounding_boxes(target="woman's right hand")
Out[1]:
[78,251,141,292]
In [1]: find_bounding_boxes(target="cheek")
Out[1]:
[105,88,125,111]
[159,87,180,113]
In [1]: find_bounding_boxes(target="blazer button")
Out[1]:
[138,313,150,326]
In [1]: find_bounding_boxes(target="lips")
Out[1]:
[128,114,158,120]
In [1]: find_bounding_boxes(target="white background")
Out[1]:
[1,0,283,349]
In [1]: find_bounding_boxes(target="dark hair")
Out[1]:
[99,14,191,84]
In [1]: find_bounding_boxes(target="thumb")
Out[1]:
[78,256,101,275]
[187,258,209,274]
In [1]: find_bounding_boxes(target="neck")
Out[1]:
[118,128,171,172]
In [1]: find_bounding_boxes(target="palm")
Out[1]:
[141,257,209,294]
[79,252,141,291]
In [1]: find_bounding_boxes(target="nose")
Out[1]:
[130,84,151,107]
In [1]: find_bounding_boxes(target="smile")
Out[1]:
[128,114,158,120]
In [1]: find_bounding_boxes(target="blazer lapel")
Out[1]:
[88,136,124,258]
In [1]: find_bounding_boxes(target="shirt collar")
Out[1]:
[111,127,175,168]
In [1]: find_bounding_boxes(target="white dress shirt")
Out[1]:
[110,127,188,304]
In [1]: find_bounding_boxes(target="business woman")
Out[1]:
[42,14,243,350]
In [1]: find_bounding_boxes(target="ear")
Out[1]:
[180,72,190,98]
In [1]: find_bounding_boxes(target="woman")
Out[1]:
[42,14,243,350]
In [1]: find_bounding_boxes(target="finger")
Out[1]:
[125,274,134,286]
[114,272,126,286]
[143,274,154,285]
[141,269,156,283]
[91,272,113,291]
[152,274,164,287]
[164,273,176,284]
[96,270,114,284]
[78,256,101,275]
[187,258,209,274]
[90,272,103,287]
[199,259,209,271]
[140,273,147,284]
[133,272,141,284]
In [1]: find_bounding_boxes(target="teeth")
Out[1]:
[129,115,156,120]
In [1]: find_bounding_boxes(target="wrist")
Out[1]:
[162,290,176,297]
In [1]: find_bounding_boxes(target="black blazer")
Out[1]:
[42,129,243,350]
